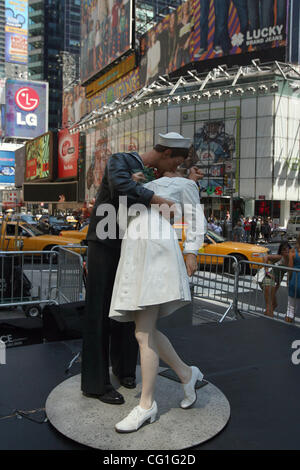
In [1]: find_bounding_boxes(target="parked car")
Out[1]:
[176,227,269,273]
[59,224,89,243]
[12,213,38,226]
[37,215,75,235]
[0,221,83,255]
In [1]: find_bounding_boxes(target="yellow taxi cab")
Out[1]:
[176,225,269,273]
[0,220,83,253]
[66,215,79,228]
[60,223,268,271]
[59,224,88,242]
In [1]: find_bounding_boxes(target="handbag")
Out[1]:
[255,267,267,285]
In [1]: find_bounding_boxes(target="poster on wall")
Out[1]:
[25,132,54,182]
[5,79,48,139]
[58,129,79,180]
[5,0,28,65]
[62,85,87,128]
[0,150,15,184]
[85,125,112,198]
[81,0,134,84]
[182,106,240,196]
[139,0,287,88]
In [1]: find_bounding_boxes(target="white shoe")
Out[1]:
[115,401,158,433]
[180,366,204,409]
[213,46,223,54]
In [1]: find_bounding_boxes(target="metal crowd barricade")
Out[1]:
[237,260,300,326]
[191,254,241,324]
[54,245,86,304]
[0,250,58,316]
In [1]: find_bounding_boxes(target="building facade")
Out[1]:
[28,0,80,131]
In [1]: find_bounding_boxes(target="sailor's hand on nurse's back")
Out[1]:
[131,171,146,183]
[188,166,204,182]
[185,253,198,277]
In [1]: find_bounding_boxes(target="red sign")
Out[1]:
[15,87,40,112]
[26,158,37,178]
[58,129,79,179]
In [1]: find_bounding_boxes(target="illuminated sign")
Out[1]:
[58,129,79,179]
[5,0,28,65]
[5,79,48,139]
[15,87,39,111]
[25,132,55,182]
[80,0,134,84]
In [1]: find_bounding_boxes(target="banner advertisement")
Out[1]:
[85,52,136,98]
[5,0,28,65]
[86,126,111,195]
[182,106,240,196]
[81,0,133,84]
[14,145,26,187]
[25,132,53,182]
[139,0,287,88]
[58,129,79,180]
[5,79,48,139]
[62,68,139,128]
[0,150,15,184]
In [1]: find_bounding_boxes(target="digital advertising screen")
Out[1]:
[80,0,134,84]
[58,129,79,180]
[139,0,287,88]
[5,79,48,139]
[5,0,28,65]
[25,132,54,182]
[0,150,15,184]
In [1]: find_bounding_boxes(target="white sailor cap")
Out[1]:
[158,132,191,149]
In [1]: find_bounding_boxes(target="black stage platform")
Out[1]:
[0,317,299,450]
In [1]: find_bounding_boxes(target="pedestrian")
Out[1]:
[256,217,261,240]
[285,234,300,323]
[233,220,245,242]
[244,217,251,243]
[109,168,205,433]
[261,219,271,243]
[250,216,257,243]
[259,241,291,318]
[81,132,196,405]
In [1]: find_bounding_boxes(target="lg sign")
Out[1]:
[15,87,40,127]
[15,88,40,111]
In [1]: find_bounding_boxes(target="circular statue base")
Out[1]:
[46,367,230,450]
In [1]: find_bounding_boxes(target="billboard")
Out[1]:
[139,0,287,88]
[58,129,79,180]
[25,132,55,182]
[181,106,240,196]
[0,150,15,184]
[80,0,134,84]
[5,79,48,139]
[5,0,28,65]
[62,84,87,128]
